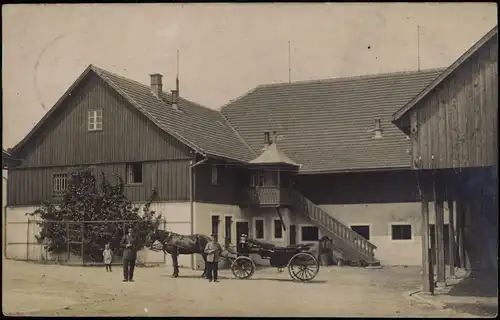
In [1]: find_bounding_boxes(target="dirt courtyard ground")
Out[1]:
[2,258,477,317]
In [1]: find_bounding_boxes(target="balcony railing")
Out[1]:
[241,186,292,207]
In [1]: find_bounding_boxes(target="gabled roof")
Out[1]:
[249,142,300,167]
[221,68,445,173]
[393,25,498,121]
[10,65,255,162]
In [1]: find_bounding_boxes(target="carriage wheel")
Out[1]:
[231,256,256,280]
[287,252,320,282]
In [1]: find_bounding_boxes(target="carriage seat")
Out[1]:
[246,238,314,252]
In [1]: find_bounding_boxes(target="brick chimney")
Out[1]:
[150,73,163,97]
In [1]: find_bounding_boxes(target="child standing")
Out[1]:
[103,243,113,272]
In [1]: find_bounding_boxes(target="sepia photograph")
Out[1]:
[2,2,498,317]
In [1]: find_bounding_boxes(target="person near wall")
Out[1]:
[120,227,138,282]
[103,242,113,272]
[204,234,223,283]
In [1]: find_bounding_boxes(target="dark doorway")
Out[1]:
[236,221,249,239]
[289,225,297,245]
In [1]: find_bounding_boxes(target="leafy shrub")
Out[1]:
[27,167,162,262]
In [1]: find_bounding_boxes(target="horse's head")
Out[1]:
[145,229,164,250]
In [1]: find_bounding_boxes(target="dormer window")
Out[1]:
[88,110,103,131]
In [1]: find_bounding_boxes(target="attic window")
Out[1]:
[88,110,103,131]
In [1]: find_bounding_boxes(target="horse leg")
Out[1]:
[171,247,179,278]
[201,253,208,278]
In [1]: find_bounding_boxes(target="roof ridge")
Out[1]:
[92,65,206,155]
[219,112,257,157]
[91,65,217,113]
[218,85,262,111]
[393,24,498,121]
[257,67,447,89]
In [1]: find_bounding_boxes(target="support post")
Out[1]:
[456,196,465,269]
[163,219,167,265]
[421,192,432,293]
[66,222,70,262]
[26,219,31,261]
[464,201,471,271]
[81,223,85,266]
[434,181,446,284]
[429,226,436,290]
[447,194,456,278]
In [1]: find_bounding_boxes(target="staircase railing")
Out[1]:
[291,191,377,261]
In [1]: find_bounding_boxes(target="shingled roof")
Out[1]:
[10,65,446,173]
[221,68,445,173]
[249,142,300,167]
[11,65,255,163]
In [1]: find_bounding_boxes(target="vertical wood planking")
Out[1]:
[472,54,482,167]
[17,73,192,168]
[7,160,191,206]
[411,37,497,169]
[410,112,419,168]
[437,89,447,167]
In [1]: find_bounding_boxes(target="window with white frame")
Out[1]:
[211,166,219,185]
[391,224,412,240]
[126,163,143,184]
[301,226,319,242]
[254,219,265,239]
[273,219,283,239]
[88,110,103,131]
[53,173,68,195]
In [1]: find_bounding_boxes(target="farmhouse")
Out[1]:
[6,27,495,270]
[4,64,444,268]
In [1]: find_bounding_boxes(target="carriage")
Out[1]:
[225,235,320,282]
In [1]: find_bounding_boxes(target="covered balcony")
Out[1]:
[239,132,301,208]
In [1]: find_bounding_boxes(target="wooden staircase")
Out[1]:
[290,191,379,266]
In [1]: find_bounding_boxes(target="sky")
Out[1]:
[2,3,498,149]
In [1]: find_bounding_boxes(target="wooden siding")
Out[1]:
[194,162,245,205]
[7,160,190,206]
[16,73,192,168]
[410,36,498,170]
[293,170,420,205]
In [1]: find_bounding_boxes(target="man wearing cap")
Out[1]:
[120,227,138,282]
[204,234,223,282]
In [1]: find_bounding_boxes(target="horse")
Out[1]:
[145,229,212,278]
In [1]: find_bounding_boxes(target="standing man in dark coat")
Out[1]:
[120,227,138,282]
